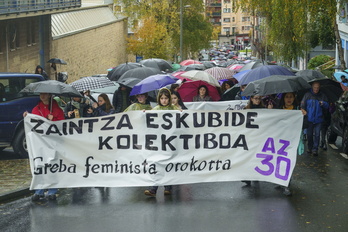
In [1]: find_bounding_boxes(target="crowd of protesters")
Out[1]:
[26,61,337,201]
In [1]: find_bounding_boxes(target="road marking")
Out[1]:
[340,153,348,159]
[329,144,338,149]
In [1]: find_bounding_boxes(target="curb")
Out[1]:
[0,188,31,203]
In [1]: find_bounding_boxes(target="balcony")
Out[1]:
[0,0,81,15]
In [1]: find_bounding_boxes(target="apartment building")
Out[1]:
[219,0,251,49]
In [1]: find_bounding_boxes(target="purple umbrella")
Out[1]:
[238,65,295,85]
[130,74,178,96]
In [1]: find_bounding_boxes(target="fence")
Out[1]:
[0,0,81,15]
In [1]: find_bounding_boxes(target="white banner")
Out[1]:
[25,109,303,189]
[151,100,248,111]
[184,100,248,111]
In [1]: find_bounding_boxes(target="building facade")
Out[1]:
[337,2,348,69]
[219,1,251,49]
[0,0,81,73]
[0,0,128,82]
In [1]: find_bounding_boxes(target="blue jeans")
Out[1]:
[35,188,58,196]
[307,122,322,152]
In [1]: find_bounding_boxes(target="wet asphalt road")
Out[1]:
[0,143,347,232]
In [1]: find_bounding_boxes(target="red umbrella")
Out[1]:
[172,71,192,81]
[180,59,202,66]
[177,80,221,102]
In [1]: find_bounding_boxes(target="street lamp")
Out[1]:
[180,0,183,62]
[179,1,190,62]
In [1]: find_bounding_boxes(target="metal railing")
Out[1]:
[315,59,336,71]
[0,0,81,15]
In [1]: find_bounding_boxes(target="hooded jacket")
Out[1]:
[300,89,329,124]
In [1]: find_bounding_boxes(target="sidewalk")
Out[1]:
[0,158,32,202]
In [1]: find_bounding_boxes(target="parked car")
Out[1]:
[327,91,348,154]
[0,73,45,157]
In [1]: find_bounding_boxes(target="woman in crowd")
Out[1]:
[193,85,212,102]
[87,93,115,116]
[144,88,180,197]
[124,92,152,112]
[221,80,234,93]
[23,92,65,201]
[245,95,265,109]
[277,92,306,196]
[35,65,49,80]
[171,91,187,110]
[64,96,91,118]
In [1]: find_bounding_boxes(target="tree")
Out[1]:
[233,0,345,68]
[127,17,174,59]
[114,0,213,60]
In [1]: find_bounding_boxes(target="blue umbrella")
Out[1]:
[333,71,348,82]
[130,74,178,96]
[238,65,295,85]
[233,69,251,82]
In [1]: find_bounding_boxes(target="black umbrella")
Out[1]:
[221,85,240,101]
[139,58,172,72]
[117,77,142,88]
[117,67,163,83]
[47,58,67,65]
[295,70,325,82]
[242,75,311,96]
[308,78,343,103]
[177,64,205,71]
[108,62,143,81]
[20,80,81,97]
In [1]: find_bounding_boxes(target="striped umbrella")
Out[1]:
[205,67,235,80]
[70,76,116,92]
[227,64,244,71]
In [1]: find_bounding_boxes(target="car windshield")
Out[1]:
[0,77,41,102]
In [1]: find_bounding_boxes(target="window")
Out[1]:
[223,18,231,22]
[223,27,230,32]
[0,24,5,54]
[9,23,17,50]
[242,26,251,31]
[223,8,231,13]
[26,19,36,46]
[242,17,250,22]
[232,17,235,22]
[224,0,231,3]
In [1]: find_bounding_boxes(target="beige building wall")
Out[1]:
[0,16,51,73]
[220,4,252,46]
[51,18,128,83]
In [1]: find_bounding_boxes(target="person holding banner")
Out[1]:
[242,94,268,186]
[64,96,91,119]
[171,91,187,110]
[23,93,65,201]
[277,92,306,196]
[144,88,180,196]
[193,85,212,102]
[87,93,115,116]
[245,95,265,109]
[123,93,152,112]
